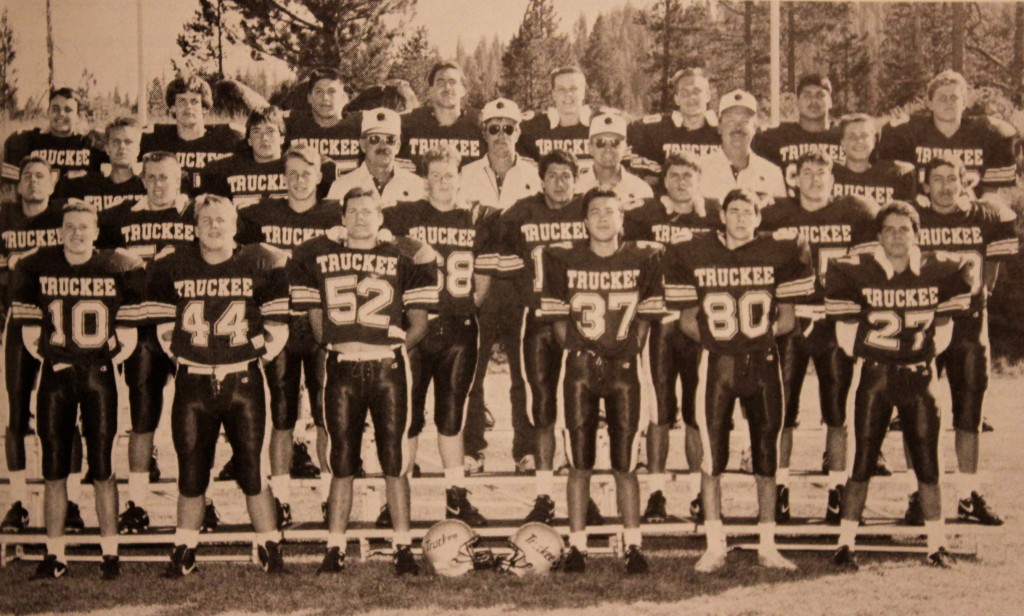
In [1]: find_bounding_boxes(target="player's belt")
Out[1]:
[324,343,397,362]
[864,358,930,372]
[794,304,826,320]
[181,360,254,377]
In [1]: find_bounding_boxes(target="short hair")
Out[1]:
[662,152,702,180]
[141,151,182,175]
[722,188,765,214]
[876,200,920,234]
[838,113,876,138]
[795,150,834,173]
[165,76,214,109]
[49,87,81,107]
[283,143,322,168]
[539,149,579,180]
[306,67,343,87]
[550,66,586,88]
[582,188,621,215]
[428,62,463,87]
[192,193,236,221]
[927,69,969,100]
[671,67,709,88]
[342,187,381,211]
[421,144,462,174]
[922,155,966,184]
[104,116,141,139]
[19,156,52,175]
[245,105,286,139]
[62,198,99,220]
[797,73,832,95]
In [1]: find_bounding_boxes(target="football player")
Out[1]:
[200,106,289,208]
[2,88,100,183]
[539,189,665,575]
[828,200,973,570]
[285,67,362,177]
[832,114,916,204]
[759,151,880,523]
[877,69,1017,199]
[11,200,145,580]
[326,108,425,207]
[753,74,843,196]
[700,91,787,203]
[622,152,721,524]
[288,188,438,576]
[664,188,815,572]
[139,76,242,193]
[382,145,499,526]
[903,156,1017,526]
[147,194,290,577]
[399,62,484,168]
[628,67,721,183]
[575,114,653,210]
[53,117,147,211]
[519,67,606,174]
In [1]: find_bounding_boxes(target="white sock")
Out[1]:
[704,519,725,551]
[255,530,281,546]
[46,536,66,560]
[100,536,119,556]
[838,518,858,548]
[66,472,83,502]
[623,528,642,548]
[957,472,977,501]
[444,466,465,483]
[648,473,668,494]
[776,467,790,486]
[175,528,200,549]
[8,470,27,502]
[688,472,702,496]
[569,531,588,550]
[536,470,554,498]
[758,522,776,549]
[270,474,291,503]
[393,531,412,547]
[128,472,149,507]
[925,520,945,554]
[828,470,847,489]
[327,533,347,549]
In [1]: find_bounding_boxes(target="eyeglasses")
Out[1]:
[366,134,397,146]
[486,124,516,136]
[593,138,622,149]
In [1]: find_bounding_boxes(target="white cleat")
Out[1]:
[758,547,797,570]
[695,548,727,573]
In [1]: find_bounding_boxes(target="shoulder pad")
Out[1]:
[887,112,910,127]
[256,243,290,269]
[834,253,860,266]
[111,248,145,269]
[985,115,1017,138]
[772,228,799,241]
[634,239,666,252]
[413,243,437,265]
[978,196,1017,222]
[892,160,915,173]
[642,113,662,125]
[153,246,176,261]
[522,110,536,121]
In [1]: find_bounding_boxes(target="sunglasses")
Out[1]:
[486,124,516,136]
[366,134,397,146]
[593,137,622,149]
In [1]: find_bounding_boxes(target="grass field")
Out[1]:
[1,369,1022,615]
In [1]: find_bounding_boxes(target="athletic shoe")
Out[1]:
[957,492,1004,526]
[694,548,726,573]
[927,546,955,568]
[624,545,648,574]
[832,545,859,571]
[525,495,555,524]
[163,544,197,578]
[275,499,292,529]
[464,454,485,476]
[689,493,704,524]
[872,454,893,477]
[375,504,392,529]
[562,546,587,573]
[981,417,994,432]
[257,540,287,574]
[903,492,925,526]
[1,501,29,532]
[149,449,161,483]
[118,501,151,534]
[31,554,68,580]
[515,455,536,475]
[758,546,797,570]
[826,485,844,525]
[642,491,667,523]
[317,546,346,574]
[394,545,419,575]
[775,485,791,523]
[586,498,604,526]
[446,487,487,526]
[201,500,220,533]
[290,442,320,479]
[100,555,120,581]
[216,457,237,481]
[64,501,85,534]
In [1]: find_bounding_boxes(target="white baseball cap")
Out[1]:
[718,90,758,116]
[361,107,401,135]
[589,113,627,138]
[481,98,523,123]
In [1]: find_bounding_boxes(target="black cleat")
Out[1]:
[201,500,220,533]
[64,501,85,534]
[100,555,120,580]
[872,455,893,477]
[149,449,162,483]
[446,487,487,526]
[525,495,555,524]
[826,485,844,525]
[624,544,649,574]
[290,442,320,479]
[775,485,791,523]
[257,540,287,574]
[31,554,68,580]
[833,545,859,571]
[216,457,237,481]
[375,504,392,529]
[958,492,1004,526]
[903,492,925,526]
[394,545,419,575]
[275,499,292,529]
[689,493,704,524]
[562,546,587,573]
[642,491,667,523]
[927,546,955,568]
[586,498,604,526]
[317,546,346,574]
[163,544,197,578]
[1,501,29,532]
[118,501,150,534]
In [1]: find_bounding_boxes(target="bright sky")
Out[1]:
[3,0,635,108]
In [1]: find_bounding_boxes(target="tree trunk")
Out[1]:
[216,0,224,78]
[1014,3,1023,103]
[786,3,795,93]
[46,0,54,91]
[661,0,672,112]
[951,2,966,72]
[744,1,753,91]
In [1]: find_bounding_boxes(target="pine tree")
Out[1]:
[500,0,574,111]
[0,8,17,112]
[388,26,441,102]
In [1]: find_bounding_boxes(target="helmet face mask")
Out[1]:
[502,522,564,577]
[422,519,484,577]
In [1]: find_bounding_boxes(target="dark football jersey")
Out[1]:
[145,244,289,365]
[825,250,972,363]
[876,115,1017,192]
[622,196,721,245]
[10,246,145,363]
[0,202,65,273]
[832,160,916,204]
[288,236,439,347]
[664,232,815,354]
[479,193,589,307]
[399,106,485,170]
[759,195,879,305]
[236,197,343,253]
[139,123,242,192]
[2,129,101,182]
[539,242,666,357]
[383,200,499,316]
[285,110,362,177]
[913,200,1018,310]
[200,154,288,208]
[627,113,721,176]
[53,170,147,211]
[518,107,604,167]
[753,122,845,197]
[97,197,196,262]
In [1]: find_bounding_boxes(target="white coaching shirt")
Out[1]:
[460,155,542,210]
[325,162,425,207]
[699,148,786,204]
[574,164,654,210]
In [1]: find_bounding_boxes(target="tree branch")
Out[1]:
[967,43,1010,73]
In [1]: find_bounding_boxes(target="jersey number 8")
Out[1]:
[703,290,773,341]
